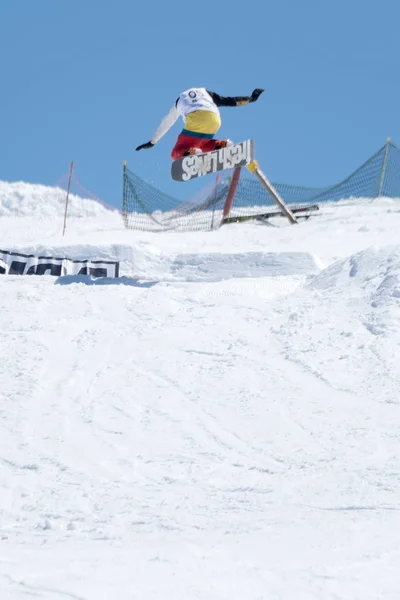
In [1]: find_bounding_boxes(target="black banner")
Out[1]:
[0,249,119,278]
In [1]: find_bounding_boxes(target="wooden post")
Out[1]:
[378,138,391,198]
[122,161,128,228]
[211,174,221,231]
[247,160,298,224]
[62,160,74,236]
[222,166,242,221]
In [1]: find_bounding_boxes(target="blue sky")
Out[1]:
[1,0,399,207]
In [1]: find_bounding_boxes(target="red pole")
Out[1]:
[222,166,241,220]
[63,160,74,236]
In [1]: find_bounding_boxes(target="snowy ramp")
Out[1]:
[273,245,400,404]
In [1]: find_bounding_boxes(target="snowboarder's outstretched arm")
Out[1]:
[207,88,264,107]
[136,104,180,151]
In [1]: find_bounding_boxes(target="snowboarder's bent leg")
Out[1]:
[199,139,232,153]
[171,133,204,160]
[171,136,232,160]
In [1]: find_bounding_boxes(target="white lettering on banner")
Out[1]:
[182,156,197,181]
[181,141,253,181]
[0,249,120,278]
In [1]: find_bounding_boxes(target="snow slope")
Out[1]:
[1,182,400,600]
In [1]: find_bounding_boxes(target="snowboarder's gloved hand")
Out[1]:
[251,88,264,102]
[136,141,154,151]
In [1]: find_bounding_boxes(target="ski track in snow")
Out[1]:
[1,184,400,599]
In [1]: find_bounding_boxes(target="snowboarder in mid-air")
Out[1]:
[135,87,264,160]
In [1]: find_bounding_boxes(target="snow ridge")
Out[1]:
[0,180,118,218]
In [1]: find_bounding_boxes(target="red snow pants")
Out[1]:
[171,133,224,161]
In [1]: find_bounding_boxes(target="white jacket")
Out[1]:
[151,88,219,144]
[148,87,257,144]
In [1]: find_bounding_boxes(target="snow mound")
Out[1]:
[309,245,400,303]
[170,251,320,282]
[273,245,400,403]
[0,181,118,218]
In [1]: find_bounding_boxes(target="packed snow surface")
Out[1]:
[1,181,400,600]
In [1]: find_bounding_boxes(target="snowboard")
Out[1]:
[171,139,255,182]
